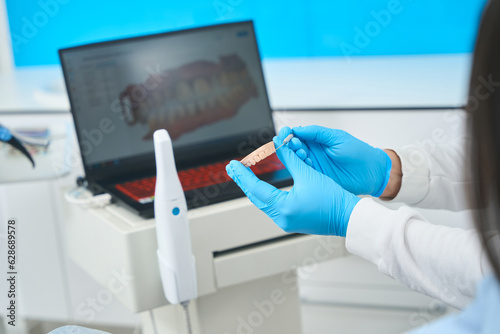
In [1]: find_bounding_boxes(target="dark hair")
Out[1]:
[468,0,500,281]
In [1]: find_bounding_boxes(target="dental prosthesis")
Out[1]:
[240,134,293,167]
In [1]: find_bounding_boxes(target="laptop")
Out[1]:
[59,21,292,217]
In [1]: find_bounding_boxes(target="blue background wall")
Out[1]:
[6,0,487,67]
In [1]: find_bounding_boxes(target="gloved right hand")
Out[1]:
[290,125,392,197]
[225,127,360,237]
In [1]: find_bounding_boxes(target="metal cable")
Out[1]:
[150,309,158,334]
[181,301,193,334]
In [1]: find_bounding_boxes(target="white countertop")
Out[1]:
[264,53,471,109]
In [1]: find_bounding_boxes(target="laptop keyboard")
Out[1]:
[115,154,286,204]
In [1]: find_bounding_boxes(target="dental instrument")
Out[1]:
[240,134,293,167]
[0,124,35,167]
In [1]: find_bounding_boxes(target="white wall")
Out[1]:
[263,55,471,109]
[0,0,13,73]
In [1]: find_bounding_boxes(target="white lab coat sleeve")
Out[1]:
[346,198,489,309]
[390,139,474,211]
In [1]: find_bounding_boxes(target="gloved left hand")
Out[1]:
[290,125,391,197]
[225,128,360,236]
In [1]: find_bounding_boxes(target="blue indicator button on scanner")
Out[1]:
[172,207,180,216]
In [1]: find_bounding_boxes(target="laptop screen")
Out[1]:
[60,21,274,177]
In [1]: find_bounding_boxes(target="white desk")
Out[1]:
[61,188,346,333]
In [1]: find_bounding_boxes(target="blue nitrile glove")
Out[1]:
[290,125,392,197]
[225,128,360,236]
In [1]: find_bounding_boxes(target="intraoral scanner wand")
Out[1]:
[153,129,197,306]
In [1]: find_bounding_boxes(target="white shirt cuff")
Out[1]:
[345,198,394,265]
[389,147,430,205]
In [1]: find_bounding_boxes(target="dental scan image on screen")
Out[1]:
[120,53,258,141]
[61,23,271,166]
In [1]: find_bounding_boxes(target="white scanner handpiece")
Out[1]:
[153,129,197,304]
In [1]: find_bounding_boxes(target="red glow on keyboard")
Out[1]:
[115,154,285,203]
